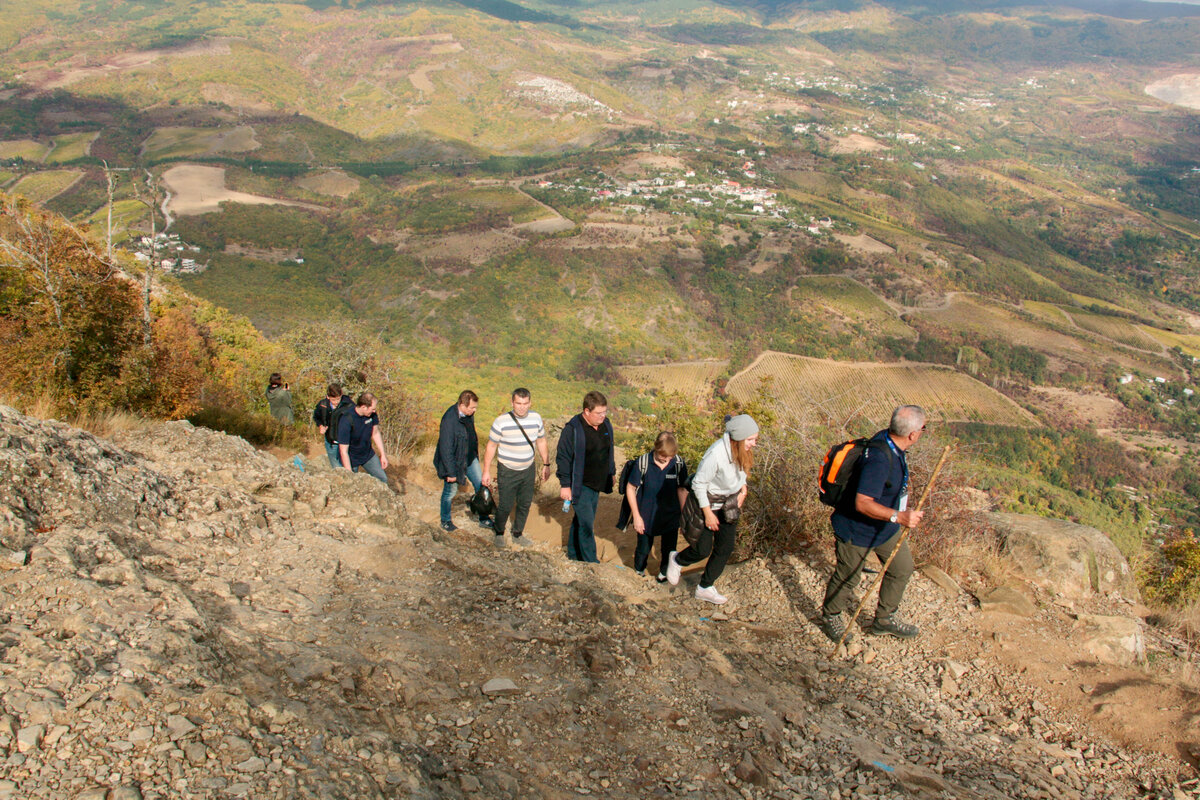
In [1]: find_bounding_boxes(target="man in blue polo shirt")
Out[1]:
[817,405,927,642]
[337,392,390,485]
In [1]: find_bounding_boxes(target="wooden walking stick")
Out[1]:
[829,444,951,658]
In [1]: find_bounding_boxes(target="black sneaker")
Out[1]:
[870,617,919,639]
[479,517,494,529]
[655,573,668,584]
[440,521,457,532]
[815,613,853,645]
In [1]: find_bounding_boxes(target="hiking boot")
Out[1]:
[665,551,681,586]
[513,534,533,547]
[870,617,919,639]
[493,534,506,549]
[440,521,457,532]
[478,517,493,529]
[695,585,728,605]
[815,613,853,645]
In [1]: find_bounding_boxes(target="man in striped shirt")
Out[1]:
[482,388,551,548]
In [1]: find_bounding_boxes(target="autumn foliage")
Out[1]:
[0,194,213,417]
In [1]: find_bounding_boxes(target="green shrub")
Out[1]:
[1142,531,1200,607]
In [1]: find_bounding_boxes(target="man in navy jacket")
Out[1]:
[433,390,490,532]
[556,390,615,562]
[817,405,927,643]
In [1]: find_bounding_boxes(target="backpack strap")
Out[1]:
[634,453,650,499]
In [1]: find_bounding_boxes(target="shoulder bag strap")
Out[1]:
[508,412,537,455]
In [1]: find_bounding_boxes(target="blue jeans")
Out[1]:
[324,440,341,469]
[352,453,388,484]
[567,486,600,563]
[440,459,483,524]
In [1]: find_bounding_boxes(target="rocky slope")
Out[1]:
[0,406,1191,799]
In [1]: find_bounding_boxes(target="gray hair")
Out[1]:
[889,405,927,437]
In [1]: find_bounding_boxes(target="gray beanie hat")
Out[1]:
[725,414,759,441]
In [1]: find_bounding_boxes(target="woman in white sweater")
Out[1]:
[666,414,759,604]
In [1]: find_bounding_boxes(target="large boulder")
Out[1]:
[1077,614,1146,666]
[987,512,1138,602]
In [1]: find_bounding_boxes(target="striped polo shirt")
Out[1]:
[488,411,545,470]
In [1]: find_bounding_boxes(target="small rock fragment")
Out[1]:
[481,678,520,696]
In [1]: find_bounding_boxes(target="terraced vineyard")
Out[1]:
[618,360,729,403]
[141,126,259,160]
[791,276,916,340]
[10,170,82,203]
[45,131,98,163]
[1140,325,1200,359]
[1065,310,1163,350]
[917,295,1172,377]
[0,139,48,161]
[726,351,1039,429]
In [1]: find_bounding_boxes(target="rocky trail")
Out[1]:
[0,406,1194,799]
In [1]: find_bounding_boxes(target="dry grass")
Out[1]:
[0,393,153,438]
[67,409,155,438]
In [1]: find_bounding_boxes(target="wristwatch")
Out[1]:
[889,513,898,524]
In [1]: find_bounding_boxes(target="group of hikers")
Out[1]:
[430,387,758,607]
[426,385,931,640]
[267,377,392,482]
[271,374,930,640]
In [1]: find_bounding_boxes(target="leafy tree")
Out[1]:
[0,194,145,409]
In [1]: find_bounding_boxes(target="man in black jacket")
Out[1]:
[556,390,615,562]
[312,383,353,469]
[434,390,490,532]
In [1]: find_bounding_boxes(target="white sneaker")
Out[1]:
[666,551,681,586]
[695,585,727,605]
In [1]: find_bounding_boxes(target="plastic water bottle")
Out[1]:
[562,499,572,513]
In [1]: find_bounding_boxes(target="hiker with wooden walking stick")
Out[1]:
[816,405,940,646]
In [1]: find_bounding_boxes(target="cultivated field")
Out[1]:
[296,170,360,198]
[916,294,1171,377]
[45,131,98,163]
[618,360,729,403]
[454,186,553,224]
[1064,309,1162,350]
[83,198,147,244]
[142,126,259,161]
[726,351,1039,429]
[1139,325,1200,359]
[791,276,915,340]
[10,170,83,203]
[162,165,322,216]
[833,232,894,255]
[0,139,48,161]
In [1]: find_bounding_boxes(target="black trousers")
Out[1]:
[674,515,737,589]
[495,463,535,537]
[634,513,680,575]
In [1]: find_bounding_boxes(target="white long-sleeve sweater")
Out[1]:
[691,434,746,509]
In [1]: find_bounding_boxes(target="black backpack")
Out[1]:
[469,486,496,518]
[329,401,353,446]
[818,438,892,508]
